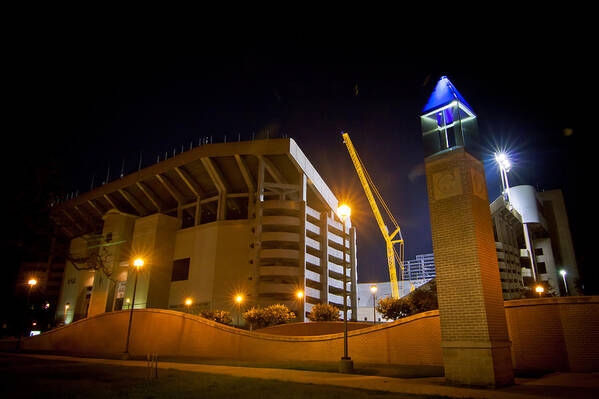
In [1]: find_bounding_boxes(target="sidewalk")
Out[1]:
[7,353,599,399]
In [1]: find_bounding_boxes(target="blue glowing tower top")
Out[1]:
[421,76,479,159]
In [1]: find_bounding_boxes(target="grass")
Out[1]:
[0,354,451,399]
[155,357,444,378]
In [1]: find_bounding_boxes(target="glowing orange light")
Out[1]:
[185,298,192,306]
[133,258,144,268]
[336,204,351,219]
[296,291,304,299]
[370,285,377,294]
[235,295,243,303]
[28,279,37,287]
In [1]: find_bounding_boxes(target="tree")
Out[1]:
[242,307,263,331]
[375,280,439,321]
[407,280,438,313]
[242,304,295,330]
[199,310,232,325]
[307,303,341,321]
[376,297,412,321]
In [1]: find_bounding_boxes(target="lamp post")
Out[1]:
[64,303,70,323]
[535,285,544,298]
[235,294,243,327]
[559,270,568,296]
[296,290,304,321]
[185,298,193,313]
[18,278,38,350]
[370,285,377,323]
[337,204,353,373]
[124,258,144,357]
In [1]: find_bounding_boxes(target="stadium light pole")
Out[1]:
[370,285,377,323]
[560,270,569,296]
[495,152,512,203]
[337,204,353,373]
[124,258,144,358]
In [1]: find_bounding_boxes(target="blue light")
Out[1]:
[422,76,473,114]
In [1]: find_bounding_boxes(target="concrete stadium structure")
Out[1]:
[50,138,357,324]
[491,185,580,298]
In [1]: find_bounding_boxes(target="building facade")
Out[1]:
[51,138,357,324]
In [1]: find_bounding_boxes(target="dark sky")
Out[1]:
[7,30,592,290]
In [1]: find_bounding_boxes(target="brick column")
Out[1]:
[425,148,513,387]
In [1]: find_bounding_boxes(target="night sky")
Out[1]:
[6,30,592,301]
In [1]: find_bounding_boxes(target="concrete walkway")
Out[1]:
[7,353,599,399]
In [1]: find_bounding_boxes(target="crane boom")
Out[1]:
[342,133,403,298]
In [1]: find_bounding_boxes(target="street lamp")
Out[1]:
[560,270,568,296]
[64,303,70,323]
[18,278,38,350]
[185,298,193,313]
[336,204,353,373]
[235,294,243,327]
[296,290,304,321]
[124,258,144,357]
[535,285,544,297]
[370,285,377,323]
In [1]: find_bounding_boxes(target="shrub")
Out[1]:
[199,310,232,325]
[307,303,341,321]
[242,304,295,330]
[375,297,411,321]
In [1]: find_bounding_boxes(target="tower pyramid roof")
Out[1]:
[422,76,473,114]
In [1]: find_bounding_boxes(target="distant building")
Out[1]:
[50,138,358,324]
[402,253,435,281]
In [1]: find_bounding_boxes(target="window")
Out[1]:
[172,258,190,281]
[537,262,547,274]
[535,248,544,256]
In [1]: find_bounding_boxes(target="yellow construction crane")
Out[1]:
[342,132,404,298]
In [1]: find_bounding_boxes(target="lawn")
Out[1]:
[0,355,447,399]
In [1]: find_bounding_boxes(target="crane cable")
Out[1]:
[355,150,402,236]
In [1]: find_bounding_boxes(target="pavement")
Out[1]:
[5,353,599,398]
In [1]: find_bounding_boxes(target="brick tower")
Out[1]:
[421,77,514,387]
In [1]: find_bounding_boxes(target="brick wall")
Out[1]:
[21,308,442,367]
[505,296,599,372]
[18,297,599,372]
